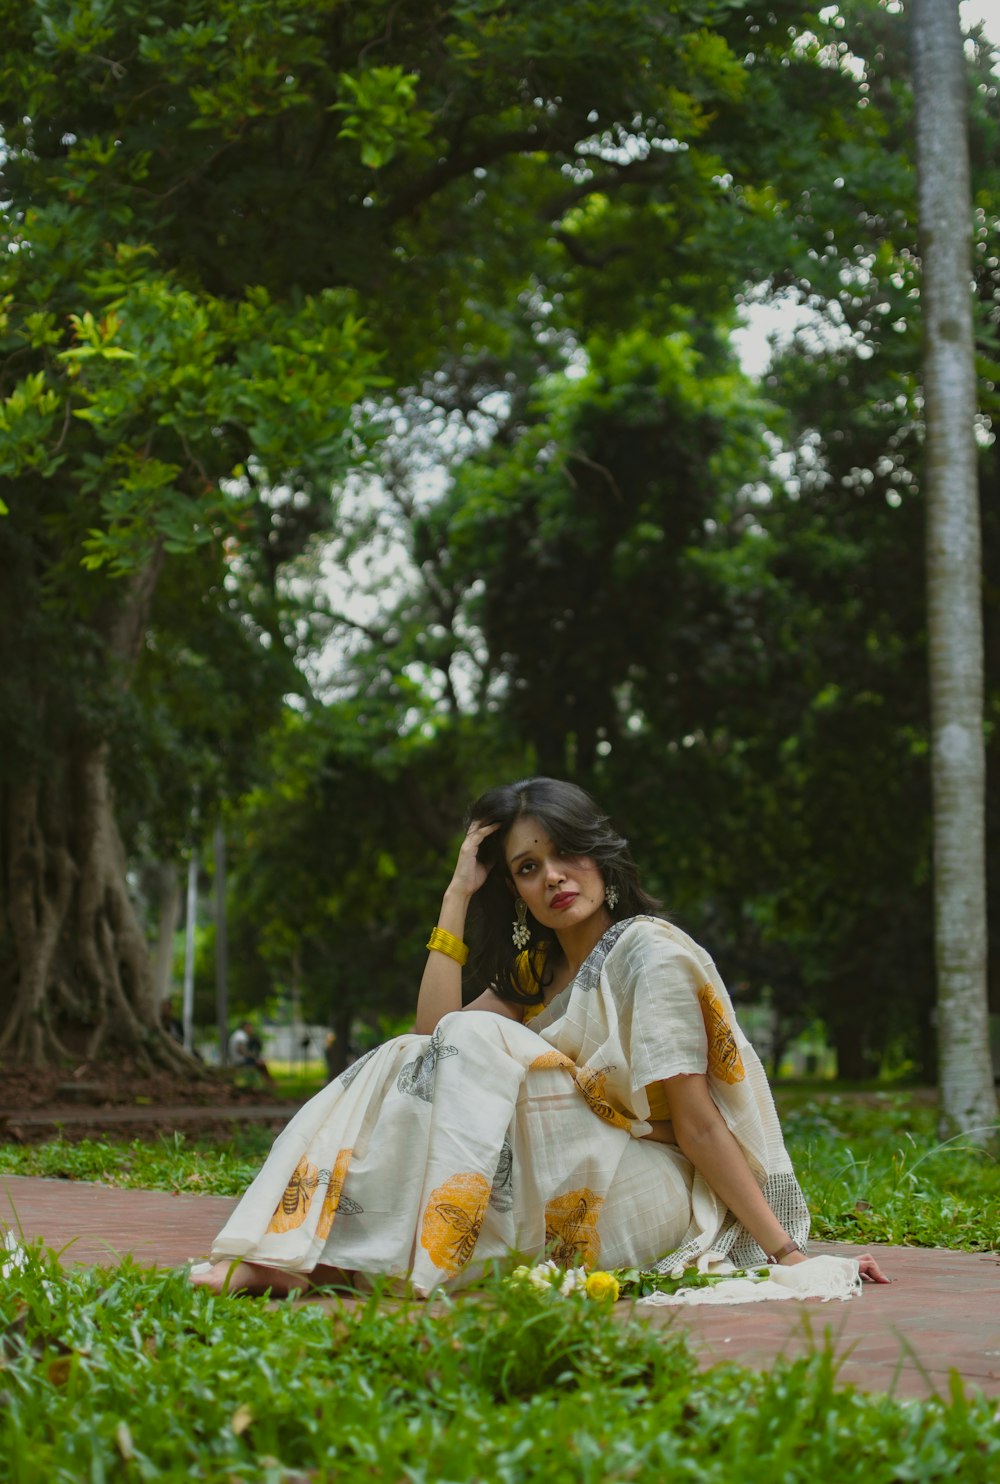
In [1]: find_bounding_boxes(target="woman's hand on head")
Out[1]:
[448,820,502,899]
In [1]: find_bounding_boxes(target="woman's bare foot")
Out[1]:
[188,1260,313,1297]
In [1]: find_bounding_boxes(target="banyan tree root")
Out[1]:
[1,751,198,1072]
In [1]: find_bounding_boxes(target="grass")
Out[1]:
[1,1243,999,1482]
[776,1091,1000,1251]
[2,1091,999,1476]
[264,1064,329,1101]
[0,1128,274,1198]
[216,1063,327,1101]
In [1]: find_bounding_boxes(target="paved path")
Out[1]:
[2,1173,997,1402]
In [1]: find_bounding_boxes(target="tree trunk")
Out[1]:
[830,1022,876,1084]
[912,0,998,1139]
[0,545,196,1071]
[0,746,192,1070]
[151,861,181,1010]
[326,1001,354,1080]
[214,822,230,1067]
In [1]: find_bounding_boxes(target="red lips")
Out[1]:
[549,892,578,910]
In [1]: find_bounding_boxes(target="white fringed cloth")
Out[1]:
[637,1254,863,1308]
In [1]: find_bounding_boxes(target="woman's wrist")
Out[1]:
[426,926,468,966]
[768,1238,804,1265]
[443,881,474,906]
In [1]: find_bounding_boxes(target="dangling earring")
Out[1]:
[604,884,619,911]
[512,898,531,949]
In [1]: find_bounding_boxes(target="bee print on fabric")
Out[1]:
[338,1047,378,1091]
[698,985,746,1085]
[267,1149,363,1236]
[317,1148,362,1239]
[574,1067,633,1132]
[544,1188,603,1267]
[267,1155,321,1233]
[397,1024,459,1102]
[488,1136,514,1213]
[420,1172,491,1275]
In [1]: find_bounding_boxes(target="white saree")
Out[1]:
[207,917,809,1294]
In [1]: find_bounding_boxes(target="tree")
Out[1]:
[700,0,1000,1085]
[0,4,386,1064]
[10,0,997,1085]
[348,0,1000,1088]
[912,0,997,1137]
[0,0,840,1064]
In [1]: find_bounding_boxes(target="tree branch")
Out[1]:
[328,609,388,647]
[384,128,552,222]
[551,230,631,269]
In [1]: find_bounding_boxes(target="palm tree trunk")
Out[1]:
[912,0,997,1139]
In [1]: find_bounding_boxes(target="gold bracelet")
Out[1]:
[426,926,469,966]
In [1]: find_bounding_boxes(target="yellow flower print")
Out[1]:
[420,1172,491,1275]
[317,1148,355,1239]
[698,985,745,1084]
[544,1188,603,1267]
[267,1155,320,1233]
[530,1048,575,1072]
[574,1067,632,1132]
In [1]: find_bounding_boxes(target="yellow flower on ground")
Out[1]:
[585,1270,620,1302]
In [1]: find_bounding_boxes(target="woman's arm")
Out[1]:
[414,884,473,1035]
[416,896,523,1030]
[415,821,513,1035]
[662,1072,888,1282]
[665,1072,794,1255]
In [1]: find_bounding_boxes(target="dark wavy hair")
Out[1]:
[463,777,662,1007]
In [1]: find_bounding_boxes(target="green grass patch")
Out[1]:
[778,1092,1000,1251]
[1,1244,998,1482]
[217,1063,327,1100]
[0,1129,272,1197]
[260,1064,329,1101]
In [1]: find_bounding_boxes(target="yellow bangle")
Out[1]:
[426,926,469,966]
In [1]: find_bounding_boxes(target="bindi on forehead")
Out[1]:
[507,830,547,866]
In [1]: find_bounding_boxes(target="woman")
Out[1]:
[191,777,887,1295]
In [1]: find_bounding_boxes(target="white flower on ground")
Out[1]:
[527,1260,561,1291]
[1,1231,26,1277]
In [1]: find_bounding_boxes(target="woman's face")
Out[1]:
[504,815,609,937]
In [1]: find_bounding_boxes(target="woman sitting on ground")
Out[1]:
[191,777,887,1296]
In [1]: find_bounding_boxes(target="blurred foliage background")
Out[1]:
[1,0,999,1077]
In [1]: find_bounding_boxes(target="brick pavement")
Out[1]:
[2,1172,998,1402]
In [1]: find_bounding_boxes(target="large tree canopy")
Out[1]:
[0,0,824,1063]
[1,0,998,1089]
